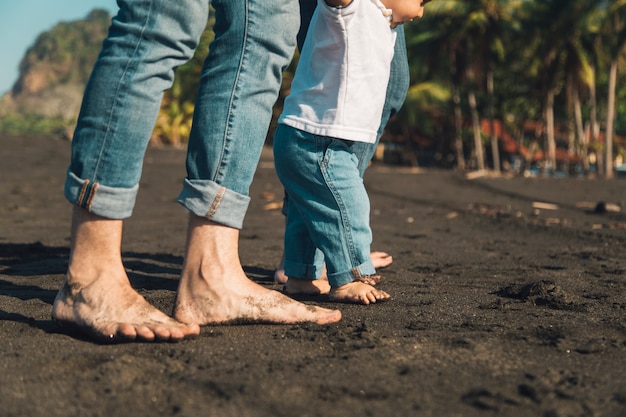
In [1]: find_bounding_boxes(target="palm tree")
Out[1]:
[403,3,468,169]
[599,0,626,178]
[562,0,597,174]
[382,0,626,174]
[581,4,610,175]
[415,0,486,171]
[423,0,524,172]
[470,0,524,173]
[518,0,601,176]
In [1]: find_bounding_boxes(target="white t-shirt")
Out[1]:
[279,0,397,144]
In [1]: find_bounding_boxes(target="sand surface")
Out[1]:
[1,134,625,417]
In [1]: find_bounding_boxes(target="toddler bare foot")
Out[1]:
[283,278,331,295]
[370,251,393,269]
[274,251,392,284]
[328,281,390,305]
[273,255,289,284]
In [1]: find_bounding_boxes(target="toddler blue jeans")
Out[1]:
[274,125,377,288]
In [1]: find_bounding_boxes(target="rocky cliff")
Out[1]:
[2,9,111,122]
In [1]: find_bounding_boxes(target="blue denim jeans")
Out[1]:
[65,0,299,229]
[274,125,377,288]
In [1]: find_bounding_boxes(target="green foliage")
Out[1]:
[5,2,626,174]
[0,113,72,138]
[399,0,626,172]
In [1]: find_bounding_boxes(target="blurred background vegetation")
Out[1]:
[1,0,626,178]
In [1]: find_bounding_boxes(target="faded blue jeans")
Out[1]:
[65,0,299,229]
[274,125,376,287]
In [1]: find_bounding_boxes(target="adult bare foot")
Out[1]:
[328,281,390,305]
[283,278,331,295]
[173,216,342,326]
[52,274,200,343]
[52,208,200,342]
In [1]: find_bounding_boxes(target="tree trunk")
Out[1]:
[453,83,465,171]
[545,90,557,176]
[573,87,588,173]
[467,68,485,171]
[605,58,618,179]
[487,69,500,173]
[589,63,600,171]
[450,50,465,172]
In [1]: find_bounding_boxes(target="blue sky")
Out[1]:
[0,0,118,95]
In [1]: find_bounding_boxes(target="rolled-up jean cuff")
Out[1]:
[177,178,250,229]
[327,261,376,288]
[64,170,138,219]
[284,259,325,280]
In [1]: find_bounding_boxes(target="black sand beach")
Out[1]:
[1,134,625,417]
